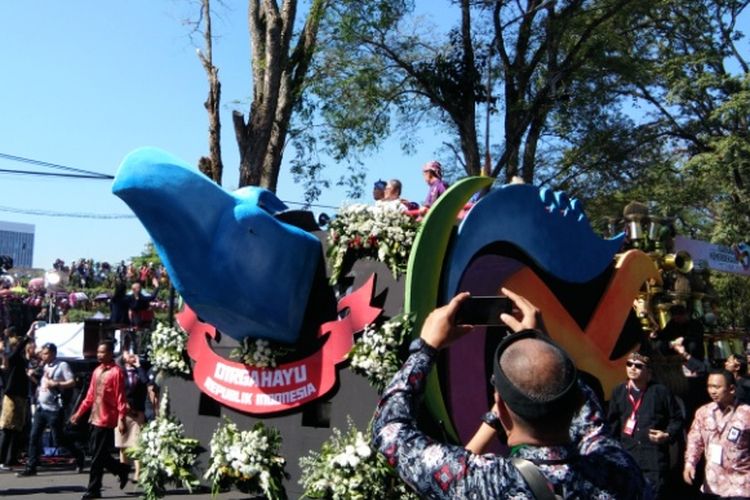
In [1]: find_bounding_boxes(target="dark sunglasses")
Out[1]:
[626,361,646,369]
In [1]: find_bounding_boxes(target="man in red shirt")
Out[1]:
[70,341,130,499]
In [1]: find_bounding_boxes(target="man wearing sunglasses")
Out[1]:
[372,289,650,499]
[608,352,684,499]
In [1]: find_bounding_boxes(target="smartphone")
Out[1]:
[455,296,513,325]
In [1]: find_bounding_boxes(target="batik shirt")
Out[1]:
[685,401,750,497]
[372,341,651,499]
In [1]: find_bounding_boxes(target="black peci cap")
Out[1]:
[492,329,580,421]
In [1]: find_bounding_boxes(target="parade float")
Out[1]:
[107,147,749,497]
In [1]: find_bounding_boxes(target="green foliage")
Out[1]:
[230,338,293,368]
[326,203,418,284]
[127,391,201,500]
[710,273,750,331]
[149,322,191,376]
[204,418,288,499]
[348,312,414,392]
[299,418,417,499]
[289,0,421,202]
[131,242,163,270]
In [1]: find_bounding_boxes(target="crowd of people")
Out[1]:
[374,290,750,499]
[0,271,162,499]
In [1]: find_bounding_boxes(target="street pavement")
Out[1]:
[0,462,253,500]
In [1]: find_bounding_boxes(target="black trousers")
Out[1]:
[86,425,127,494]
[0,428,20,465]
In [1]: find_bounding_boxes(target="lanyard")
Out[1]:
[627,383,644,418]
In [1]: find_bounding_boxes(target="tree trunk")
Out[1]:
[457,0,481,176]
[198,0,223,185]
[234,0,326,190]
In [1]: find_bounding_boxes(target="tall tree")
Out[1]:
[312,0,659,183]
[311,0,488,176]
[639,0,750,242]
[554,0,750,244]
[233,0,328,191]
[490,0,644,182]
[197,0,224,185]
[194,0,328,191]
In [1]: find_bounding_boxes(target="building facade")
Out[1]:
[0,220,34,268]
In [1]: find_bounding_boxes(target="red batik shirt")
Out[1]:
[685,401,750,497]
[73,362,127,428]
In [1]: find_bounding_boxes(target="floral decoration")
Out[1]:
[230,337,293,368]
[204,417,288,499]
[299,419,417,500]
[149,321,191,376]
[127,390,200,500]
[348,312,414,392]
[327,204,419,284]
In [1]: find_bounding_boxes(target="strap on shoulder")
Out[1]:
[510,457,560,500]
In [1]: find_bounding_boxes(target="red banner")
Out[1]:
[178,276,381,414]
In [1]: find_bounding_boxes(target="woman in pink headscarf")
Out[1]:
[420,160,448,214]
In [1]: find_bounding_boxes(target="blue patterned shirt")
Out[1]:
[372,344,652,499]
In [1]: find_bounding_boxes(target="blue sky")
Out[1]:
[0,1,455,269]
[3,2,747,270]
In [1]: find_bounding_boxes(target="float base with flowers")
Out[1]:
[113,147,745,497]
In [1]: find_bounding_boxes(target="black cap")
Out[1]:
[492,329,580,421]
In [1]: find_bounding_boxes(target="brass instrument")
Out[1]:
[662,251,694,274]
[634,295,657,333]
[623,201,649,247]
[655,302,673,330]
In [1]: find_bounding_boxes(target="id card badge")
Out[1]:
[623,416,636,436]
[708,443,723,465]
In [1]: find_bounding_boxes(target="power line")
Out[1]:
[281,200,338,210]
[0,151,340,215]
[0,152,114,179]
[0,205,136,219]
[0,201,337,219]
[0,168,114,179]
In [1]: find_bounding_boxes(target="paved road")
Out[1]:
[0,463,253,500]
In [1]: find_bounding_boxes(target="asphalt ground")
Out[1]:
[0,460,255,500]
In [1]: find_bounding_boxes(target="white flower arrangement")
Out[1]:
[327,203,419,284]
[230,338,292,368]
[127,391,200,500]
[149,322,191,376]
[299,419,418,500]
[204,417,288,499]
[348,312,414,392]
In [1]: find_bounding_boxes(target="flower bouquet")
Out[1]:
[204,417,288,499]
[230,337,293,368]
[327,204,419,284]
[348,312,414,392]
[127,391,200,500]
[149,322,191,376]
[299,419,418,499]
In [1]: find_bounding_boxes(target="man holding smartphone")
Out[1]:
[17,342,85,477]
[372,289,649,498]
[607,352,683,498]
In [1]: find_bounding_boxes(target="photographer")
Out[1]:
[17,342,85,476]
[372,289,650,499]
